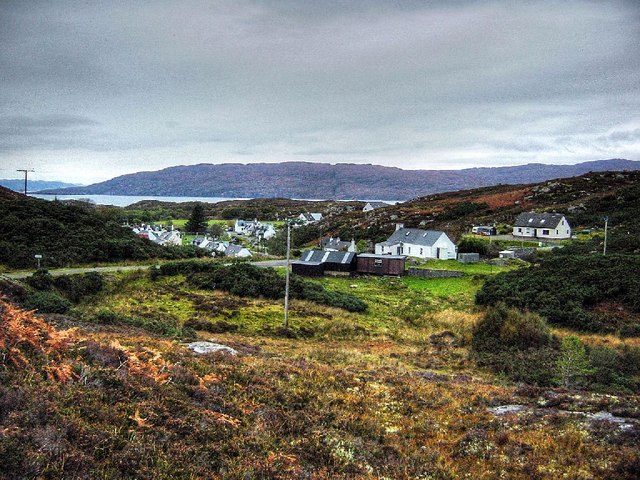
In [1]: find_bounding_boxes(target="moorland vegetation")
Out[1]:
[1,172,640,478]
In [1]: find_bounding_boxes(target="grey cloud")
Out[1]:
[0,0,638,183]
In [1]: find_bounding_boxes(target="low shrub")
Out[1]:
[161,261,368,313]
[476,254,640,334]
[24,269,54,291]
[153,259,220,278]
[471,305,559,385]
[472,304,554,354]
[23,291,71,314]
[53,272,104,302]
[472,305,640,390]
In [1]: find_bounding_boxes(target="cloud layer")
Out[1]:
[1,0,638,184]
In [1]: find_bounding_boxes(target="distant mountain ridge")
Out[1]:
[41,159,640,200]
[0,179,80,193]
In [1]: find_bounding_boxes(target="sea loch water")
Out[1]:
[31,194,399,207]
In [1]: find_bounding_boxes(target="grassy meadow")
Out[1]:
[1,260,639,479]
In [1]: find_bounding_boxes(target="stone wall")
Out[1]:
[407,268,464,278]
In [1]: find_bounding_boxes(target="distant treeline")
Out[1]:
[118,198,361,223]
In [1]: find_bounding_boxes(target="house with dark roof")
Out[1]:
[363,201,390,212]
[320,236,356,252]
[512,212,571,239]
[375,224,457,260]
[291,250,357,276]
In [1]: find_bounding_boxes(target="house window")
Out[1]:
[420,248,423,255]
[407,247,411,254]
[542,229,550,235]
[518,228,522,233]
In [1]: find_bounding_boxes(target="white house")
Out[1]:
[257,223,277,240]
[225,244,252,258]
[375,224,457,260]
[192,236,215,250]
[363,201,390,212]
[512,212,571,240]
[298,212,323,225]
[134,225,182,246]
[234,219,259,234]
[157,230,182,246]
[320,236,352,252]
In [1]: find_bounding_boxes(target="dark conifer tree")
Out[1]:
[185,204,207,234]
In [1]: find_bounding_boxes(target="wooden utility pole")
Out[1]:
[603,216,608,256]
[16,169,34,195]
[284,221,291,328]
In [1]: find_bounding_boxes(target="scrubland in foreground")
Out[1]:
[1,264,639,479]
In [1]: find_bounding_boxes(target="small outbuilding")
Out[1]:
[356,254,406,276]
[458,252,480,263]
[292,250,356,276]
[291,261,325,277]
[471,225,496,236]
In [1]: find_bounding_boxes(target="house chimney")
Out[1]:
[395,223,404,231]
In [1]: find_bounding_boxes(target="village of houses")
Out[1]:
[130,203,573,277]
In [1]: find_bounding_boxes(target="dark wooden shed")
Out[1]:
[356,254,406,276]
[291,261,325,277]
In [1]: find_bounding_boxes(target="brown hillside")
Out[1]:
[317,170,640,241]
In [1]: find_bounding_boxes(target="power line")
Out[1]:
[16,169,35,195]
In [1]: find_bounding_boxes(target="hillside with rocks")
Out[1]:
[313,170,640,244]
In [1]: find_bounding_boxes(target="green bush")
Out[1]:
[23,291,71,314]
[472,304,554,353]
[0,194,209,268]
[24,270,54,291]
[161,260,367,312]
[457,237,488,255]
[556,336,591,388]
[476,254,640,334]
[471,304,559,385]
[53,272,104,302]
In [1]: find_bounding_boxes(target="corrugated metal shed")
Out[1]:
[293,250,356,275]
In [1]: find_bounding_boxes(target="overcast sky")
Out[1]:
[1,0,639,184]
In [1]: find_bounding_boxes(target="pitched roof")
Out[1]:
[225,244,249,256]
[514,212,566,229]
[358,253,406,260]
[383,228,446,247]
[366,201,389,209]
[297,250,355,265]
[320,237,351,251]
